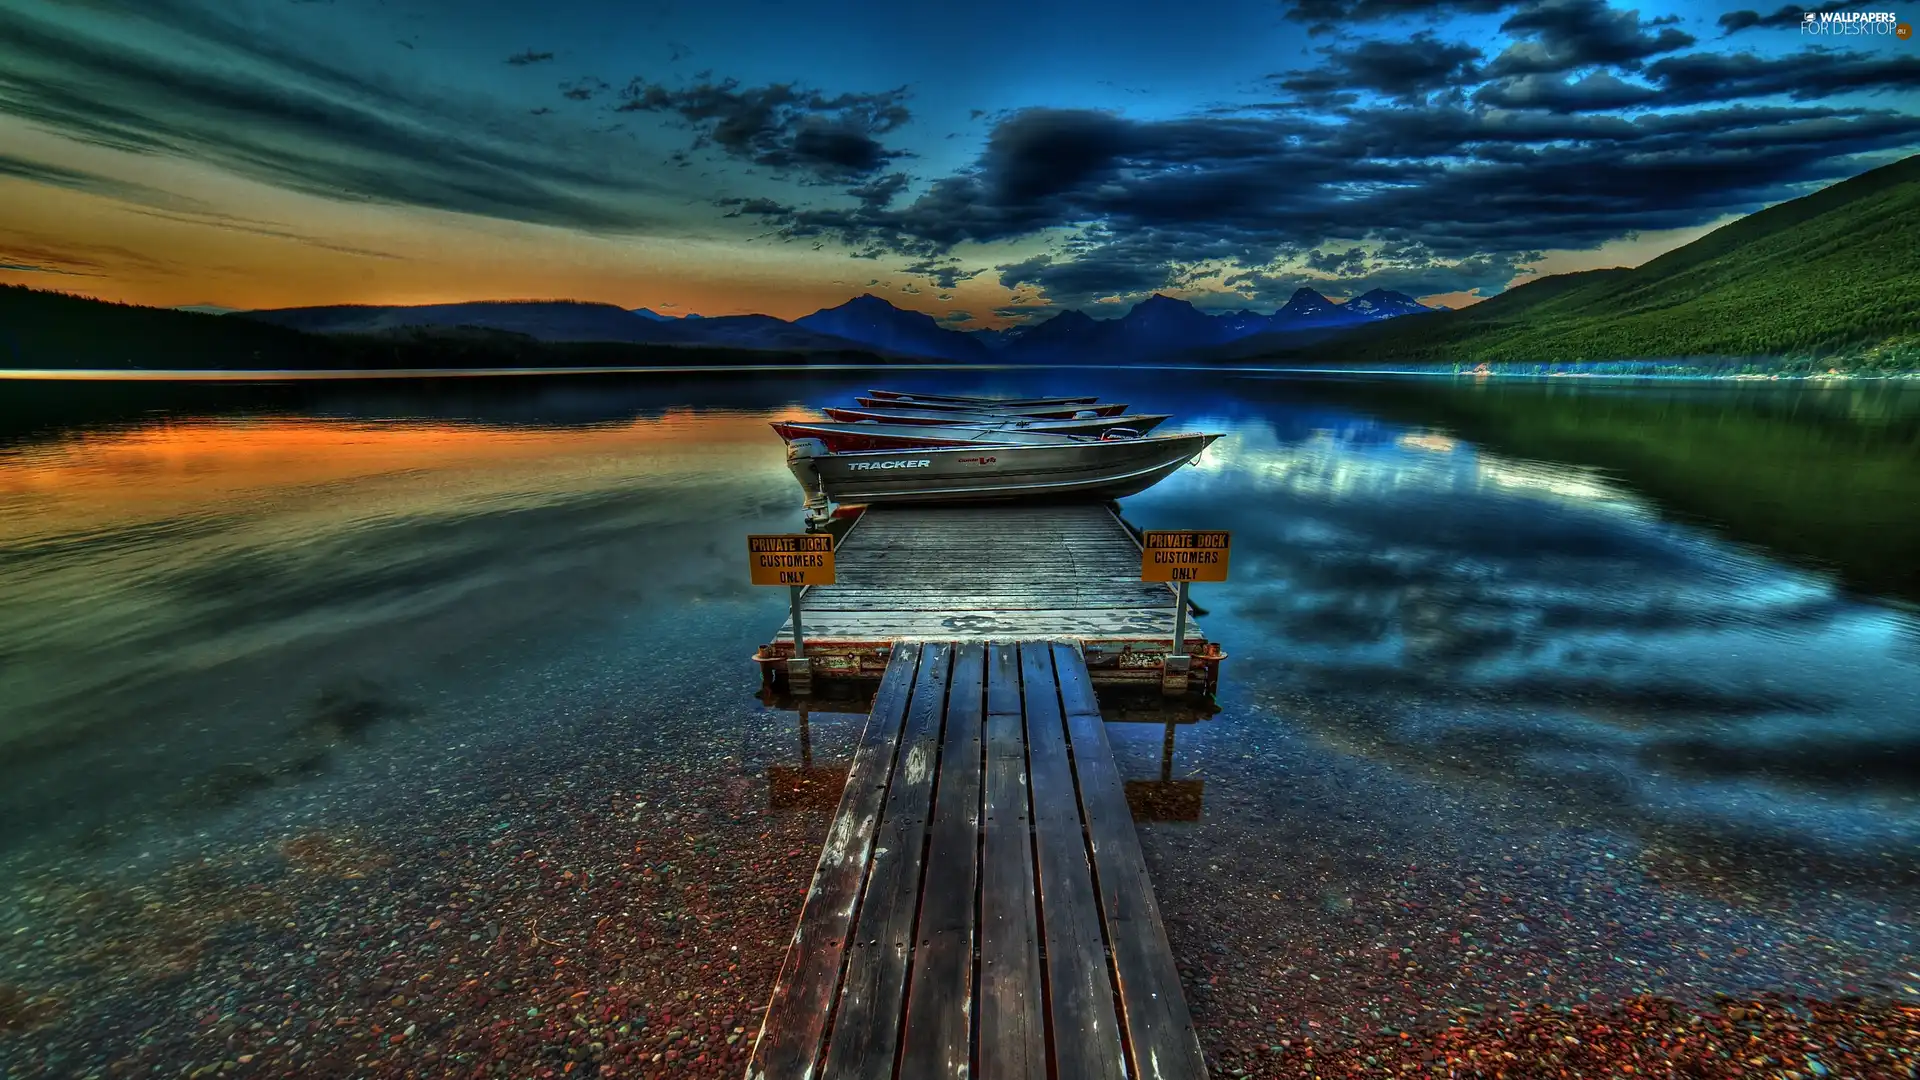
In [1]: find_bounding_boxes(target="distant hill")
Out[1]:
[0,286,892,371]
[244,300,875,354]
[794,294,993,363]
[3,286,350,370]
[3,278,1436,372]
[244,300,696,343]
[995,288,1431,363]
[1245,154,1920,369]
[233,288,1434,367]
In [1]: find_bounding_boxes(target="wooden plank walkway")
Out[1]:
[746,640,1207,1080]
[778,505,1196,638]
[757,505,1225,690]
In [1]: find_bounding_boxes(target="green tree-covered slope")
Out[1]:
[1260,154,1920,369]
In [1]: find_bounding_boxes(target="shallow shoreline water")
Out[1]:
[2,371,1916,1077]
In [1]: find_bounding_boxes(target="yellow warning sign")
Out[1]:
[748,533,835,586]
[1140,530,1231,583]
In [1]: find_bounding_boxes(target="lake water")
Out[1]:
[1,371,1917,1076]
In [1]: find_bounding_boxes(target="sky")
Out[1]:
[0,0,1916,327]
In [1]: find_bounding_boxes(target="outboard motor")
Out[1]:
[785,437,834,531]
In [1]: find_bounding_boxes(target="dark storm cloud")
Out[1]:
[1304,246,1370,275]
[850,172,911,209]
[1647,49,1920,103]
[1485,0,1696,76]
[0,1,675,231]
[1276,32,1485,105]
[1472,70,1660,110]
[1716,0,1871,35]
[729,96,1920,306]
[996,249,1179,301]
[901,257,984,290]
[611,76,911,181]
[1478,49,1920,111]
[1281,0,1516,35]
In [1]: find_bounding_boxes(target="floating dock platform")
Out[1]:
[752,504,1225,692]
[746,640,1208,1080]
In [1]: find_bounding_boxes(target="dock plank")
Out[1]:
[899,643,987,1079]
[747,642,922,1080]
[978,644,1046,1080]
[787,505,1200,639]
[1055,642,1209,1080]
[751,633,1208,1080]
[778,609,1204,640]
[820,643,954,1079]
[1021,642,1127,1080]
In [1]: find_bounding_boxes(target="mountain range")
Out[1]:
[239,287,1433,365]
[6,155,1914,373]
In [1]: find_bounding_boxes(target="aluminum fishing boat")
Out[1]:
[770,420,1153,453]
[851,397,1129,418]
[784,431,1220,527]
[820,406,1168,437]
[865,390,1101,407]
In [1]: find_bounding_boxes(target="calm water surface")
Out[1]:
[1,371,1916,1076]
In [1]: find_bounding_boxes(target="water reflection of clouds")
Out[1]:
[0,410,806,816]
[1193,416,1644,517]
[1134,402,1920,876]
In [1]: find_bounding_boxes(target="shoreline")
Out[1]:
[3,364,1918,383]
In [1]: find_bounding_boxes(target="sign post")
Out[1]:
[789,584,807,659]
[1139,530,1231,694]
[749,533,836,694]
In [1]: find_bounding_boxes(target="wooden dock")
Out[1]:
[747,640,1207,1080]
[753,505,1225,691]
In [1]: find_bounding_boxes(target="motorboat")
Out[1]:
[866,390,1101,407]
[820,406,1168,437]
[851,397,1129,418]
[770,420,1154,453]
[784,431,1221,527]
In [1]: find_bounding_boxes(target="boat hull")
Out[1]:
[772,421,1108,452]
[819,407,1167,436]
[866,390,1100,406]
[789,433,1220,505]
[852,397,1128,418]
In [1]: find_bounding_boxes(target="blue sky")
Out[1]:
[1,0,1916,321]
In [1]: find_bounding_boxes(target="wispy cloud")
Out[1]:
[0,0,682,232]
[0,261,93,276]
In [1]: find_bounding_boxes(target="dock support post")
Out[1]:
[787,584,813,695]
[1172,579,1189,655]
[1163,579,1191,695]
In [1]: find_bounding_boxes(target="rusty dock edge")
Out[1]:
[751,504,1227,693]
